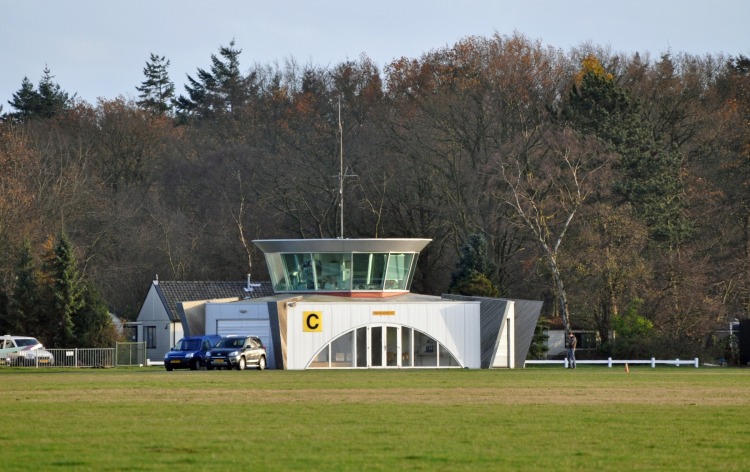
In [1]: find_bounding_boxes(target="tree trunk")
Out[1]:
[547,255,571,332]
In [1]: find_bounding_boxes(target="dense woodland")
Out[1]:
[0,33,748,358]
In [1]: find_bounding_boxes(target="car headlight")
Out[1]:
[185,352,194,358]
[228,350,239,357]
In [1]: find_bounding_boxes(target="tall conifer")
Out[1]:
[175,40,246,118]
[7,240,41,336]
[7,67,70,120]
[563,55,690,246]
[136,53,175,115]
[44,232,83,348]
[448,234,500,297]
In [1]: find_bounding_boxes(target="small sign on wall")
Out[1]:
[303,311,322,332]
[373,310,396,316]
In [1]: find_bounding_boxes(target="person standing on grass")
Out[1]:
[567,332,577,369]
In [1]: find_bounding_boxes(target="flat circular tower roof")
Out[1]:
[253,238,431,253]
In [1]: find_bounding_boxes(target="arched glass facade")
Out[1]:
[308,325,461,369]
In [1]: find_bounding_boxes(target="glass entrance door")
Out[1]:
[369,324,405,368]
[370,326,383,367]
[386,326,398,366]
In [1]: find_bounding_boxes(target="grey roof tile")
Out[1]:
[155,280,274,321]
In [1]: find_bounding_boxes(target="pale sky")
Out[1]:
[2,0,749,107]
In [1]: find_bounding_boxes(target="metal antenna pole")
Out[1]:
[339,97,344,239]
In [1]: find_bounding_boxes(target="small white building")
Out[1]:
[205,293,482,369]
[136,239,543,369]
[200,239,542,369]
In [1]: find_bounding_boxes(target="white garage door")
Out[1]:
[217,319,275,369]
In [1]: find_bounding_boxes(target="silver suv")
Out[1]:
[1,335,55,366]
[205,335,267,370]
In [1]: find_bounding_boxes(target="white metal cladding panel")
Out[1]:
[286,301,481,369]
[205,301,269,329]
[493,303,514,368]
[494,316,509,367]
[437,303,481,368]
[216,319,270,336]
[215,302,266,319]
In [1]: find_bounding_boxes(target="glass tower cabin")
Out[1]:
[252,239,431,297]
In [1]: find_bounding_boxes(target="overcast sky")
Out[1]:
[2,0,749,107]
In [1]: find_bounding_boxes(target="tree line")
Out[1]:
[0,33,748,358]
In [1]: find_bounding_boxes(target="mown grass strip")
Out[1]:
[1,367,748,471]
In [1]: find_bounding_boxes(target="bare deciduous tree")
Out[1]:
[492,126,613,331]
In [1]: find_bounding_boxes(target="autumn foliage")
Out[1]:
[1,34,748,358]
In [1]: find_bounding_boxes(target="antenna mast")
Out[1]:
[338,97,344,239]
[335,96,356,239]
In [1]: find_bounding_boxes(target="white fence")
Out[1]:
[524,357,700,368]
[2,342,146,368]
[46,348,115,367]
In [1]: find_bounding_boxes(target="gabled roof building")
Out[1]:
[134,278,273,361]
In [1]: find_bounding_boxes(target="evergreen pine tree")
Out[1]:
[563,55,690,246]
[7,77,39,121]
[526,318,550,360]
[136,53,175,115]
[75,283,117,348]
[36,66,71,117]
[175,40,246,119]
[448,234,500,297]
[45,232,84,348]
[0,289,9,335]
[7,240,41,336]
[7,67,70,120]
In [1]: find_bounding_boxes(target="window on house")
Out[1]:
[580,332,598,350]
[145,326,156,349]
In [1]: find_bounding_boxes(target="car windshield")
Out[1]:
[176,339,201,351]
[15,338,39,347]
[217,338,244,348]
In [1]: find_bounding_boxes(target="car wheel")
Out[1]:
[165,364,173,371]
[237,357,246,371]
[189,359,199,370]
[258,356,266,371]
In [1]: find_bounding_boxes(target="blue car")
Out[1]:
[164,335,222,371]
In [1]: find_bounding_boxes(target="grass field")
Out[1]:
[1,366,749,471]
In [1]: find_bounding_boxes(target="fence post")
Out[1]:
[75,348,78,368]
[607,357,612,368]
[564,358,568,368]
[694,358,699,368]
[651,357,655,368]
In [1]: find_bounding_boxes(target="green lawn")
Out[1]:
[1,367,748,471]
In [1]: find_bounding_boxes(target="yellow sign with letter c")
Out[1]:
[303,311,322,332]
